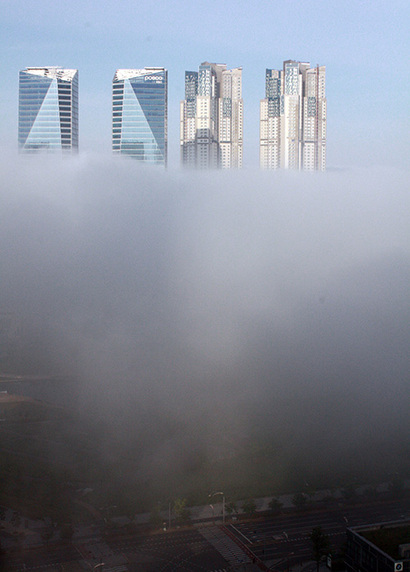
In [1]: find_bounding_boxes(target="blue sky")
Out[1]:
[1,0,409,168]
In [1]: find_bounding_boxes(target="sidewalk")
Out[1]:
[1,479,408,550]
[137,479,406,526]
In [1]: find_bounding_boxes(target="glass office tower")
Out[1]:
[112,68,167,165]
[18,67,78,153]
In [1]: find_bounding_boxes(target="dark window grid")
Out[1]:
[132,94,166,100]
[136,99,165,105]
[139,105,165,110]
[19,90,50,95]
[18,115,43,121]
[121,120,164,126]
[18,97,52,104]
[129,82,166,89]
[19,83,51,89]
[19,82,51,92]
[133,85,167,92]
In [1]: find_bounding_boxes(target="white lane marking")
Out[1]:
[229,524,252,544]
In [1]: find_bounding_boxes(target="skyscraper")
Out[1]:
[112,68,167,165]
[180,62,243,168]
[260,61,326,170]
[18,67,78,153]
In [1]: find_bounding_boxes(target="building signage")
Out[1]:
[145,75,163,83]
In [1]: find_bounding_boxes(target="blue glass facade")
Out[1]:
[18,68,78,153]
[112,68,167,165]
[265,69,281,118]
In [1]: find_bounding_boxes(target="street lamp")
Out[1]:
[209,492,225,525]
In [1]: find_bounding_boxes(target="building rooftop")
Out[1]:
[23,67,77,81]
[357,523,410,560]
[113,68,166,81]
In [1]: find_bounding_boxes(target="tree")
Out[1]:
[60,523,74,541]
[242,498,256,517]
[149,504,163,528]
[173,498,190,523]
[310,526,330,572]
[41,524,54,548]
[0,536,7,572]
[225,501,237,517]
[389,475,404,498]
[292,492,308,510]
[363,486,378,501]
[341,484,357,503]
[268,497,283,514]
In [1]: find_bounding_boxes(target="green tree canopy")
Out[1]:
[310,526,330,572]
[292,492,308,510]
[173,498,190,523]
[242,498,256,516]
[268,497,283,514]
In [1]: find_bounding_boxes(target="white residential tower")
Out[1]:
[180,62,243,168]
[260,61,326,170]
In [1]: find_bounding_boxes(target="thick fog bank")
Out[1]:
[1,156,409,479]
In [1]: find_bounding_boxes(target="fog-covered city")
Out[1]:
[2,157,409,478]
[1,0,409,570]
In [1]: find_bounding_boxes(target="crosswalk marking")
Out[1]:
[199,527,250,565]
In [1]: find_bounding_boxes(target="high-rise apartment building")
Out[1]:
[18,67,78,153]
[180,62,243,168]
[260,61,326,170]
[112,68,167,165]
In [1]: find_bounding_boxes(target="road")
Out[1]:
[2,498,408,571]
[224,498,409,571]
[3,528,230,571]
